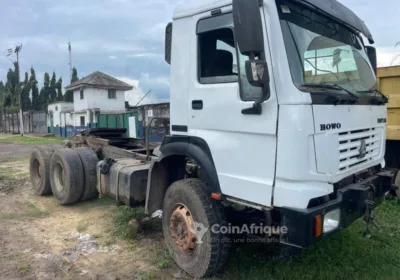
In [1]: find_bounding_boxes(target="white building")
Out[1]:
[64,71,133,127]
[47,102,74,133]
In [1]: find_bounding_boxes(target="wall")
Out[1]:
[137,103,170,142]
[0,111,47,134]
[60,113,73,127]
[73,112,89,127]
[32,111,48,134]
[74,88,126,111]
[47,103,74,127]
[73,89,88,111]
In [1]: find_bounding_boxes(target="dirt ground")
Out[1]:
[0,143,182,280]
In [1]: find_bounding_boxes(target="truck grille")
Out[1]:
[338,127,382,172]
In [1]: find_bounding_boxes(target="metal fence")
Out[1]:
[0,110,47,134]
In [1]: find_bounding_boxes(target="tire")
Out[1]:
[29,147,56,196]
[50,148,84,205]
[162,179,229,278]
[74,147,99,201]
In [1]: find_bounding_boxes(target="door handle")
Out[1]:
[192,100,203,110]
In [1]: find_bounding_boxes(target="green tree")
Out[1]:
[64,67,79,102]
[56,77,63,101]
[29,67,40,111]
[21,72,31,111]
[38,72,50,109]
[0,81,4,105]
[49,71,57,102]
[4,67,17,107]
[12,62,19,106]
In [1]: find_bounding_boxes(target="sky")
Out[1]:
[0,0,399,105]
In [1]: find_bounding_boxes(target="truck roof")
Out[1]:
[172,0,374,44]
[173,0,231,20]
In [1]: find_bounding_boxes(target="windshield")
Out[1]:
[277,1,376,96]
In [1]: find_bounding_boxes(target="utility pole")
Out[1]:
[68,41,73,82]
[7,44,24,136]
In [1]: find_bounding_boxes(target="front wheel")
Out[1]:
[162,179,229,278]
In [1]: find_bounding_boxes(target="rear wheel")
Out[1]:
[74,147,99,201]
[162,179,229,278]
[50,148,84,205]
[29,147,56,196]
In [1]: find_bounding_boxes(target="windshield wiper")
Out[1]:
[301,83,359,104]
[357,89,389,104]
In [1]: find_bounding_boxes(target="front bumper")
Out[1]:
[280,170,395,249]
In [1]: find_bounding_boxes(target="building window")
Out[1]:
[80,116,85,126]
[80,88,84,100]
[55,106,58,111]
[108,89,116,99]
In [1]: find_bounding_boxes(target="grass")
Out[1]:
[1,252,31,276]
[109,205,147,240]
[17,263,31,275]
[137,271,154,280]
[76,222,89,233]
[153,249,171,269]
[0,167,30,181]
[78,197,115,211]
[0,156,29,164]
[0,135,65,145]
[0,200,50,220]
[209,198,400,280]
[0,166,17,180]
[5,252,23,261]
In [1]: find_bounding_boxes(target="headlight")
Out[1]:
[323,209,341,233]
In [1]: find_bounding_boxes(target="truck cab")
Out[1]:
[147,0,396,277]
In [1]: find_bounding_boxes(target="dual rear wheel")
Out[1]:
[29,146,99,204]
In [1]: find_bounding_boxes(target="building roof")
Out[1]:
[65,71,134,91]
[48,101,74,106]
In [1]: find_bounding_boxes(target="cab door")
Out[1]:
[187,10,278,206]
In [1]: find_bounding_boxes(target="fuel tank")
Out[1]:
[97,158,150,207]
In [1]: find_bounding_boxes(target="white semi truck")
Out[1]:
[30,0,397,278]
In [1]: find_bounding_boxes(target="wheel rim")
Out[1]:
[32,158,41,185]
[54,162,66,193]
[170,204,197,256]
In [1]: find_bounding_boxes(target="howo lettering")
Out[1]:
[320,123,342,131]
[29,0,398,278]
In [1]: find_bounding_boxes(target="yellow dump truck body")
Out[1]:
[377,66,400,140]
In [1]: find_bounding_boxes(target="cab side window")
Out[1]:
[197,13,262,101]
[198,29,238,84]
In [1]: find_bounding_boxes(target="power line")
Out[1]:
[135,90,152,107]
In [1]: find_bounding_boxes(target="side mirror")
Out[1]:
[232,0,264,56]
[366,46,377,75]
[233,0,270,115]
[245,60,269,87]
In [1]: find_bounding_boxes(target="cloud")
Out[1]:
[0,0,399,106]
[117,75,168,106]
[377,47,400,67]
